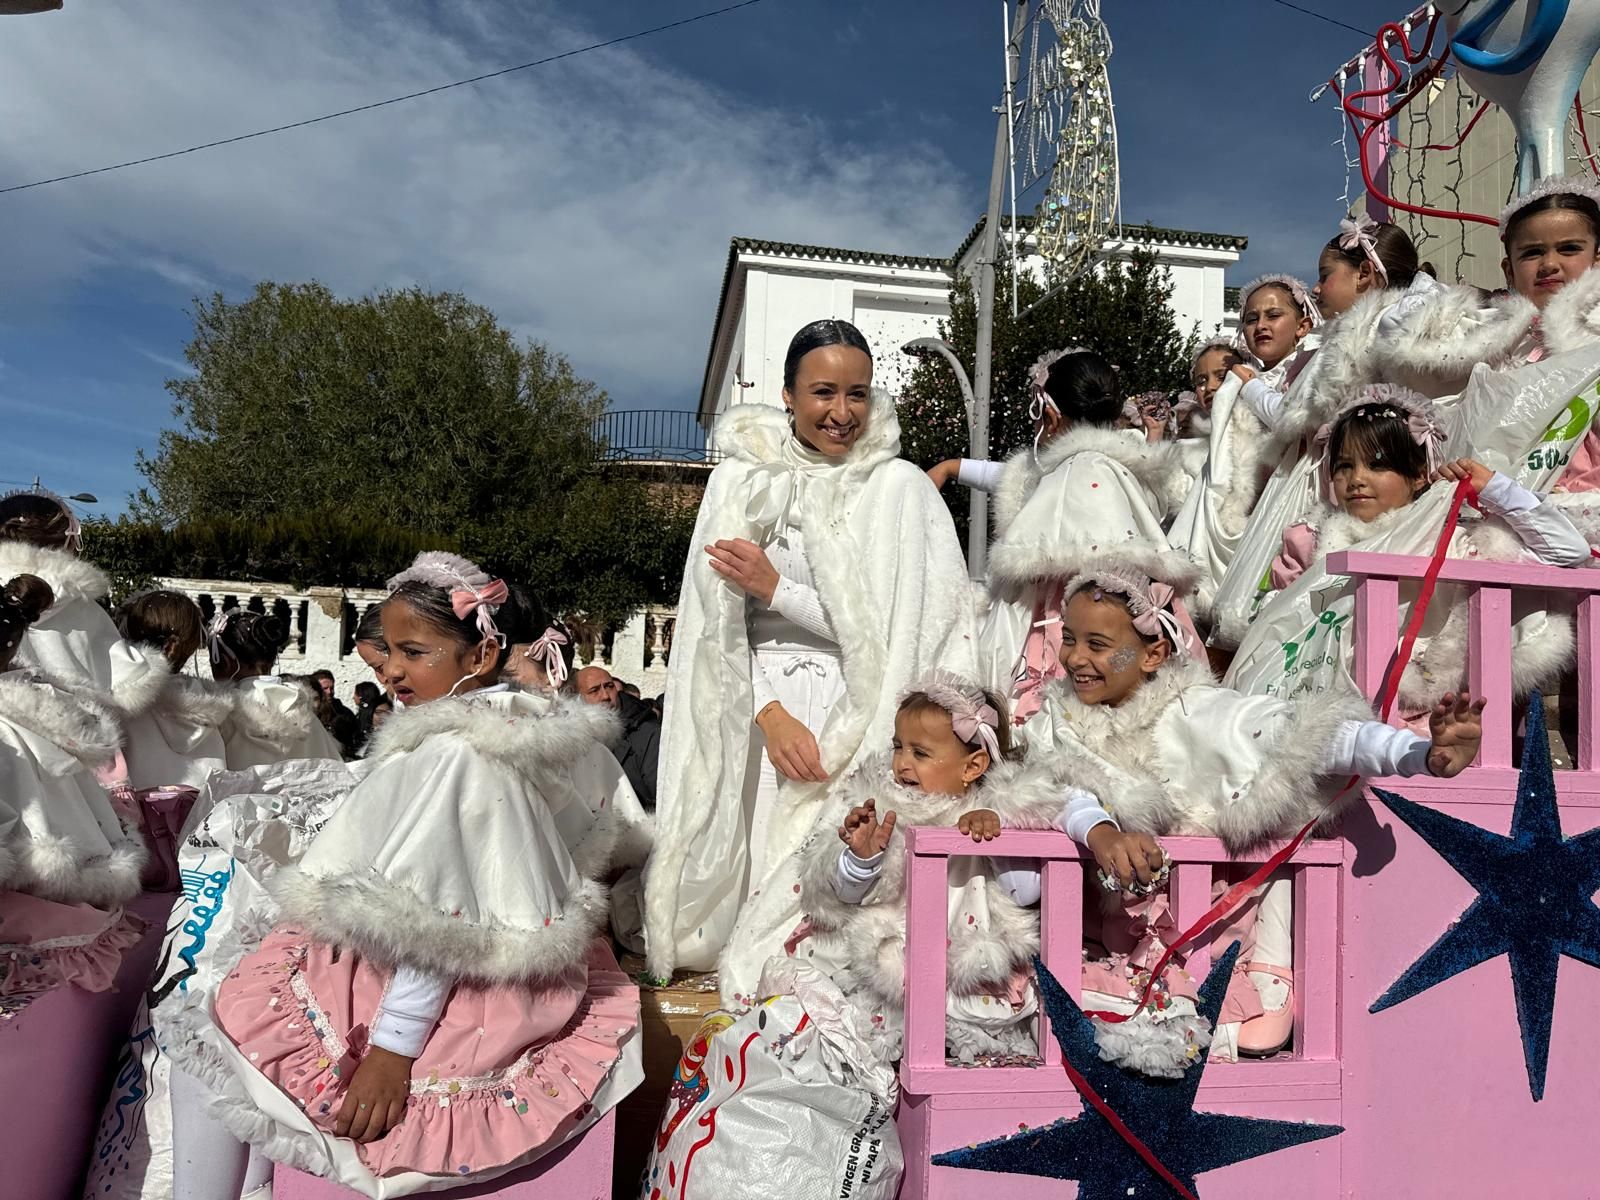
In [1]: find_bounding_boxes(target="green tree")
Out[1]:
[895,235,1199,486]
[131,282,689,624]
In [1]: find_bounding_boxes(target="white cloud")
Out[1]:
[0,3,974,404]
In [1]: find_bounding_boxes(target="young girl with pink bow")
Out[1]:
[164,552,641,1199]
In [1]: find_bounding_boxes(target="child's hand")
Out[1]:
[957,808,1002,842]
[1229,363,1258,385]
[335,1045,413,1143]
[1434,458,1495,494]
[840,799,897,858]
[1427,692,1487,777]
[926,459,962,490]
[1085,824,1166,891]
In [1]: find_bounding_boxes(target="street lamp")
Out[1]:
[25,477,98,505]
[902,338,988,581]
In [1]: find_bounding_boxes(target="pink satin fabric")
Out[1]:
[0,892,146,1020]
[1270,522,1319,591]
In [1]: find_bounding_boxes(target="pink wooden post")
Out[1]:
[1363,50,1393,223]
[1038,857,1082,1070]
[903,830,951,1076]
[1352,575,1400,715]
[1294,862,1339,1062]
[1579,593,1600,771]
[1172,861,1214,985]
[1468,585,1514,768]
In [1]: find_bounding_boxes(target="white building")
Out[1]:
[699,217,1247,423]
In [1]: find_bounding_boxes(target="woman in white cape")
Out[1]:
[646,318,975,1005]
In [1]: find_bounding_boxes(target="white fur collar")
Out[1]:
[712,389,902,475]
[368,688,619,776]
[1371,283,1537,391]
[161,672,236,727]
[1303,502,1416,561]
[1045,654,1218,751]
[1537,266,1600,355]
[0,540,110,604]
[0,669,121,765]
[993,426,1187,535]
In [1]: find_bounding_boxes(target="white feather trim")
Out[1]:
[991,427,1191,536]
[367,688,619,776]
[714,387,902,468]
[10,831,147,908]
[1091,1000,1213,1080]
[0,671,121,764]
[1536,264,1600,355]
[1370,284,1536,395]
[273,868,609,988]
[0,540,110,604]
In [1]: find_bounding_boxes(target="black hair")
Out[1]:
[0,493,75,550]
[782,319,873,391]
[1043,350,1122,427]
[896,687,1015,762]
[117,590,205,666]
[1327,403,1430,483]
[213,608,288,672]
[1321,222,1419,289]
[0,573,54,663]
[311,669,335,684]
[354,604,386,649]
[387,576,541,672]
[354,681,381,706]
[1503,193,1600,247]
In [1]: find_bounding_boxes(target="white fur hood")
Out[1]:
[1536,264,1600,355]
[993,425,1189,535]
[0,669,122,766]
[0,540,110,605]
[1371,283,1537,394]
[713,388,902,476]
[367,687,621,776]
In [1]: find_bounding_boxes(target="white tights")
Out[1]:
[170,1066,275,1200]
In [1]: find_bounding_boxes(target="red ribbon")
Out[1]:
[1066,477,1480,1193]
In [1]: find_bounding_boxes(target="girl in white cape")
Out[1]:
[0,571,149,1019]
[1167,276,1323,613]
[115,590,229,792]
[935,349,1194,715]
[795,674,1066,1062]
[0,490,169,724]
[208,607,342,769]
[165,552,641,1199]
[1022,547,1484,1066]
[647,319,974,1005]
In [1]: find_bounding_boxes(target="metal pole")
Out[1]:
[969,0,1029,583]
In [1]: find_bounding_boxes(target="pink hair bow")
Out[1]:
[950,701,1002,764]
[207,610,234,664]
[1129,581,1189,650]
[451,578,509,646]
[526,624,570,687]
[1338,212,1388,285]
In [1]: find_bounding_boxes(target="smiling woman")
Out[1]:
[647,317,977,1005]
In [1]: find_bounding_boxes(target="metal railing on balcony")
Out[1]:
[593,409,722,466]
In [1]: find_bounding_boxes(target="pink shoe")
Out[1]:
[1236,962,1294,1057]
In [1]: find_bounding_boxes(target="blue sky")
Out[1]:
[0,0,1429,511]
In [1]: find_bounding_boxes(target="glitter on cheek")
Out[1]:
[1107,646,1138,673]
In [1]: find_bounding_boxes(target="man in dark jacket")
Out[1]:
[577,665,660,809]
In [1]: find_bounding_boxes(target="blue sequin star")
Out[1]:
[1369,691,1600,1100]
[932,943,1343,1198]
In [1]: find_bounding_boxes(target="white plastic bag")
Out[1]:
[641,959,903,1200]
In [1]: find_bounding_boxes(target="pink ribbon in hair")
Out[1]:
[950,700,1002,764]
[1338,212,1388,285]
[527,624,570,687]
[206,611,234,664]
[1011,580,1067,724]
[451,578,509,646]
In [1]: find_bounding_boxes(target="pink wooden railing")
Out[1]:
[1329,550,1600,804]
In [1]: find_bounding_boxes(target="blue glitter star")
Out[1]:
[932,942,1343,1197]
[1369,690,1600,1100]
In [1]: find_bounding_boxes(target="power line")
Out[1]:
[1263,0,1379,40]
[0,0,774,197]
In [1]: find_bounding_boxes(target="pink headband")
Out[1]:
[1338,212,1388,285]
[1064,567,1200,658]
[1235,274,1324,335]
[1313,383,1445,505]
[905,671,1002,764]
[525,625,570,687]
[450,577,509,647]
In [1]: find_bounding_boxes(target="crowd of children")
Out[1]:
[4,176,1600,1198]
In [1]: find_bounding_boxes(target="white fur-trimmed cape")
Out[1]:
[646,390,976,983]
[273,689,611,986]
[1025,661,1373,855]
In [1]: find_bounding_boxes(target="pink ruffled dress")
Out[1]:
[0,891,145,1020]
[172,688,642,1190]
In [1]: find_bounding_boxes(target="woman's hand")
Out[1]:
[756,703,828,782]
[840,798,897,858]
[334,1046,413,1143]
[957,808,1002,842]
[926,459,962,490]
[706,539,780,606]
[1434,458,1495,494]
[1085,825,1166,891]
[1427,692,1487,778]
